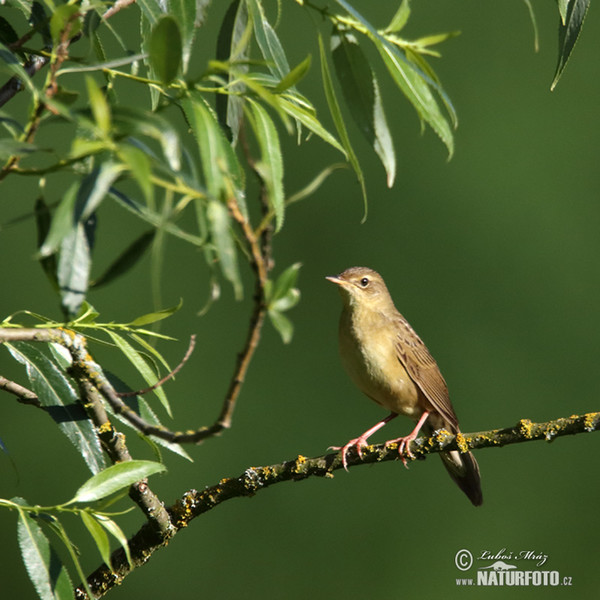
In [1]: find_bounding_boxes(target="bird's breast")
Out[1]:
[338,308,421,417]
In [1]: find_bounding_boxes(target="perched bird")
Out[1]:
[327,266,482,506]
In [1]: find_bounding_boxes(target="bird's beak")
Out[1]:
[326,275,345,286]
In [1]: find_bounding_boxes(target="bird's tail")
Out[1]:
[439,448,483,506]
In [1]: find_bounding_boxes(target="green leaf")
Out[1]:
[105,330,172,415]
[181,92,247,217]
[247,0,290,79]
[273,55,312,93]
[71,460,166,503]
[206,200,243,299]
[76,162,124,222]
[0,138,37,160]
[129,300,183,326]
[551,0,590,91]
[246,99,285,231]
[6,342,106,474]
[267,262,301,306]
[80,511,112,570]
[18,510,73,600]
[332,31,395,187]
[557,0,570,24]
[35,198,59,291]
[86,76,111,135]
[149,15,182,85]
[334,0,455,157]
[167,0,197,71]
[268,309,294,344]
[50,4,81,44]
[58,222,93,318]
[38,183,78,258]
[318,34,367,219]
[92,230,156,288]
[385,0,411,33]
[106,373,192,462]
[277,96,345,154]
[95,514,133,567]
[216,0,251,143]
[376,41,454,157]
[118,143,153,204]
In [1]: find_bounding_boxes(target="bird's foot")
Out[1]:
[329,436,369,471]
[385,433,418,469]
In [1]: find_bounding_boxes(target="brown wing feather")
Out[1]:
[393,314,459,430]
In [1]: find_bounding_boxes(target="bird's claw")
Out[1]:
[329,438,367,471]
[385,435,417,469]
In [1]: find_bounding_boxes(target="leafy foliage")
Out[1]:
[0,1,592,598]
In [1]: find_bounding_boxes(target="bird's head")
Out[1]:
[326,267,394,312]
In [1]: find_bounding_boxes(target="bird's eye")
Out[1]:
[360,277,369,287]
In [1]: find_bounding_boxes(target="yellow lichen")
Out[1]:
[584,413,598,432]
[97,422,113,434]
[518,419,533,438]
[455,432,469,453]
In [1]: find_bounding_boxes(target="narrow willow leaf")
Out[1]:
[207,200,243,299]
[551,0,590,91]
[58,222,92,318]
[18,510,73,600]
[332,31,395,186]
[273,55,312,93]
[557,0,569,24]
[71,460,166,503]
[522,0,539,52]
[38,183,78,258]
[377,42,454,157]
[334,0,455,156]
[105,330,171,415]
[91,230,155,288]
[95,514,133,567]
[246,99,285,231]
[34,198,59,291]
[80,511,112,570]
[181,93,247,218]
[318,34,367,219]
[109,188,206,246]
[247,0,290,79]
[149,15,182,84]
[129,299,183,326]
[216,0,250,142]
[86,76,111,135]
[0,138,37,159]
[118,143,153,204]
[277,96,345,154]
[105,372,192,462]
[167,0,196,71]
[75,162,124,222]
[385,0,411,34]
[6,342,105,474]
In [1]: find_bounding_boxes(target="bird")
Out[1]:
[326,266,482,506]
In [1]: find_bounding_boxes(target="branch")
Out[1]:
[75,411,599,598]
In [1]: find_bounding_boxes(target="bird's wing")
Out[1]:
[394,314,459,429]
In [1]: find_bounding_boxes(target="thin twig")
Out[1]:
[117,335,196,398]
[75,411,600,598]
[0,375,39,406]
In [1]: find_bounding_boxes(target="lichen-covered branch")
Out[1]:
[75,410,599,598]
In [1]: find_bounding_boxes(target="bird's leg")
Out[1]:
[330,412,398,471]
[385,410,430,468]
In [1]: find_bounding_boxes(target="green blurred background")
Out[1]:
[1,1,598,598]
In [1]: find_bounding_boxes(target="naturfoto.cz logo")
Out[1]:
[454,549,573,587]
